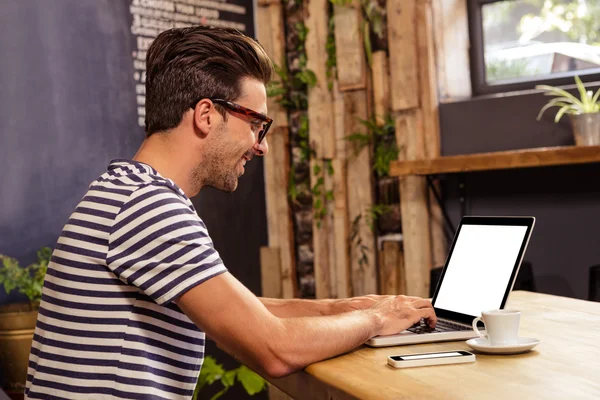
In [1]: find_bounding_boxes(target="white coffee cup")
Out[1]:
[472,309,521,346]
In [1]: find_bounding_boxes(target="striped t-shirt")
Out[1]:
[26,160,227,400]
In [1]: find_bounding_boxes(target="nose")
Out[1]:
[253,137,269,156]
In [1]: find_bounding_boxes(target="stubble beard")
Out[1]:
[190,124,250,194]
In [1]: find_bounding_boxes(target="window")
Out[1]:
[469,0,600,95]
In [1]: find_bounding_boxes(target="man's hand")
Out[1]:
[366,295,437,336]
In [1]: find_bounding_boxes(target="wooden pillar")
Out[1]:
[306,0,336,299]
[387,0,432,297]
[417,0,447,268]
[334,2,376,296]
[332,83,351,299]
[432,0,472,101]
[257,0,297,299]
[378,240,406,295]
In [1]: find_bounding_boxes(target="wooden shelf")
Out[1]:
[389,145,600,177]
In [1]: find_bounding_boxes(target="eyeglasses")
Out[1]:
[191,98,273,144]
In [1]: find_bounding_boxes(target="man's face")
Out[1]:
[197,78,269,193]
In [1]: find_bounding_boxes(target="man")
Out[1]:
[26,26,436,399]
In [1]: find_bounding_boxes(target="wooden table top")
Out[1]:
[270,291,600,400]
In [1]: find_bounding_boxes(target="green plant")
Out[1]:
[350,213,370,271]
[326,15,337,91]
[536,75,600,123]
[192,356,266,400]
[311,160,335,228]
[0,247,52,308]
[345,115,399,177]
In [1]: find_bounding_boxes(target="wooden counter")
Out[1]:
[268,291,600,399]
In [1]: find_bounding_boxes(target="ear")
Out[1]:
[192,99,221,138]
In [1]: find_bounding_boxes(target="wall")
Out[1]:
[439,88,600,300]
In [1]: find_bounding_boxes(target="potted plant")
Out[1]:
[0,247,51,393]
[536,75,600,146]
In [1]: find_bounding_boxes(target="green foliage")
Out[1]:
[330,0,385,67]
[329,0,353,5]
[485,57,539,81]
[362,20,373,67]
[519,0,600,45]
[0,247,51,308]
[366,204,392,231]
[297,114,312,162]
[350,213,370,270]
[192,356,266,400]
[296,22,309,49]
[296,69,318,87]
[345,114,398,177]
[326,16,337,91]
[536,75,600,122]
[312,160,335,229]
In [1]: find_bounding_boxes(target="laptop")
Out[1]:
[366,216,535,347]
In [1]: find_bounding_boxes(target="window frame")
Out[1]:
[468,0,600,96]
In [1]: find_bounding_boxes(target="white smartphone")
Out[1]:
[387,350,475,368]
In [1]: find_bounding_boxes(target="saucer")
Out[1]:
[465,337,540,355]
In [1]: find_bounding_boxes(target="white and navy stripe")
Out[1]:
[26,160,227,400]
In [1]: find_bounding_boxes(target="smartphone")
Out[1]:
[387,350,475,368]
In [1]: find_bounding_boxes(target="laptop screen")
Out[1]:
[433,223,529,318]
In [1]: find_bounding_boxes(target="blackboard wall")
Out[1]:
[0,0,142,303]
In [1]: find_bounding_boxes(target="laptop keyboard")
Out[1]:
[407,319,472,334]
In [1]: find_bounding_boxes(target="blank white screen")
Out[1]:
[434,224,528,317]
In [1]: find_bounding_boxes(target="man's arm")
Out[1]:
[258,295,396,318]
[176,272,436,379]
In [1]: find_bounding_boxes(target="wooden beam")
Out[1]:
[260,247,282,298]
[306,0,335,159]
[311,160,334,299]
[390,145,600,177]
[398,177,432,297]
[387,0,419,111]
[332,83,351,299]
[256,1,288,129]
[371,51,390,125]
[257,3,296,299]
[416,0,447,268]
[306,0,336,298]
[334,3,367,91]
[263,128,297,298]
[395,111,432,298]
[432,0,472,101]
[378,241,399,295]
[345,89,376,296]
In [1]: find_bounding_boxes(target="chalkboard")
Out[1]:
[0,0,142,304]
[0,0,266,312]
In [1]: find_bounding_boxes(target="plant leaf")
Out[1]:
[221,370,237,388]
[199,356,225,386]
[554,105,573,123]
[574,75,590,111]
[536,84,583,108]
[237,365,267,395]
[210,387,229,400]
[592,87,600,106]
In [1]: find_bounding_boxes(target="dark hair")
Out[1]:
[144,25,273,137]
